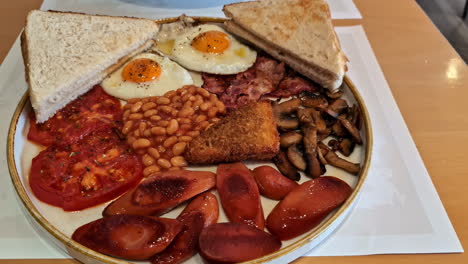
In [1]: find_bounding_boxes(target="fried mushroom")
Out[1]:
[324,99,348,118]
[280,131,303,148]
[339,117,362,144]
[338,138,355,157]
[287,144,307,171]
[302,125,321,178]
[325,150,361,175]
[299,92,328,109]
[272,99,301,131]
[273,151,301,181]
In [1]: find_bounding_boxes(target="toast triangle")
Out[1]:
[22,10,159,123]
[223,0,347,91]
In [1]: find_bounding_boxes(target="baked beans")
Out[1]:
[122,85,225,174]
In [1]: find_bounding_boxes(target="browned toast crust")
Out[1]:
[185,101,279,164]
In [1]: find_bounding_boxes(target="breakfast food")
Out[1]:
[72,215,183,260]
[252,165,299,200]
[156,21,257,74]
[151,192,219,264]
[19,2,366,263]
[103,170,216,216]
[121,85,225,174]
[202,54,318,109]
[22,10,159,123]
[198,222,282,263]
[101,53,193,99]
[27,85,122,146]
[184,101,279,164]
[266,176,352,240]
[216,163,264,230]
[223,0,347,91]
[271,94,362,179]
[30,129,143,211]
[170,24,257,74]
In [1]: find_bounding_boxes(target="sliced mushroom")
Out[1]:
[317,146,328,165]
[297,108,314,124]
[273,151,301,181]
[287,144,307,171]
[276,116,299,131]
[355,106,363,130]
[339,117,362,144]
[300,93,328,109]
[327,139,340,151]
[338,138,355,157]
[331,119,348,137]
[324,99,348,118]
[324,150,361,175]
[273,98,301,113]
[310,110,327,134]
[317,142,330,155]
[348,104,357,124]
[272,99,301,131]
[326,89,344,99]
[302,125,321,178]
[280,131,303,148]
[317,128,331,141]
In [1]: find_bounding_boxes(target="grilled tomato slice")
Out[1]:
[29,129,143,211]
[28,85,122,146]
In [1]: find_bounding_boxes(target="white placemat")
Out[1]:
[39,0,362,19]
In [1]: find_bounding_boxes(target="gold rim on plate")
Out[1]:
[6,16,373,264]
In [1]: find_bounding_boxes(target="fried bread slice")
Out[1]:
[184,101,279,164]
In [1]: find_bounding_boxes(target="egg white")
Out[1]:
[101,53,193,100]
[170,24,257,74]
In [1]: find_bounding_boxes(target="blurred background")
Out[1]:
[416,0,468,63]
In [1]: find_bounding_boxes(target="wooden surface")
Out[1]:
[1,0,467,263]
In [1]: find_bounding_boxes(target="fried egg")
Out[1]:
[101,53,193,100]
[169,24,257,74]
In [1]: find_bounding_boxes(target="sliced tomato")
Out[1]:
[151,192,219,264]
[29,129,143,211]
[103,170,216,216]
[72,215,182,260]
[199,222,281,263]
[217,162,265,229]
[28,85,122,146]
[252,165,298,200]
[266,176,352,240]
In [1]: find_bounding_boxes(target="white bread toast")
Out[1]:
[21,10,159,123]
[223,0,347,91]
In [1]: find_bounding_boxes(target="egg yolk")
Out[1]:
[122,58,161,83]
[191,30,230,54]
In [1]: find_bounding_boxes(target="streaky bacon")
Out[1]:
[202,74,235,95]
[266,76,319,98]
[202,55,285,109]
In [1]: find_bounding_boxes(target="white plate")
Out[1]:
[7,17,372,264]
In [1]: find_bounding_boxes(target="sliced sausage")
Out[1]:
[217,163,265,229]
[252,166,298,200]
[72,215,182,260]
[103,170,215,216]
[267,176,352,240]
[151,192,219,264]
[199,222,281,263]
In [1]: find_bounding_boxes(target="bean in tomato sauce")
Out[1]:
[122,85,225,174]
